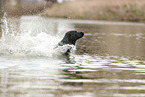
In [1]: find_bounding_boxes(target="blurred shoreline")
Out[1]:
[4,0,53,16]
[4,0,145,22]
[43,0,145,22]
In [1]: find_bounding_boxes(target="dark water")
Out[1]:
[76,24,145,58]
[0,16,145,97]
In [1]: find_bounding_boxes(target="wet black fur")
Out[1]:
[57,31,84,55]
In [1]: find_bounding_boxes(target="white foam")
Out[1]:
[55,44,76,55]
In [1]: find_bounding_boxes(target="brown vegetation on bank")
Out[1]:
[5,1,52,16]
[44,0,145,22]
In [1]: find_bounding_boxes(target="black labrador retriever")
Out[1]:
[55,30,84,55]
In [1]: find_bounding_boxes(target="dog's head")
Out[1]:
[61,31,84,45]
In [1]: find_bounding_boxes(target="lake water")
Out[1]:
[0,16,145,97]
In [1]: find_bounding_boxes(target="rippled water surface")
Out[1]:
[0,16,145,97]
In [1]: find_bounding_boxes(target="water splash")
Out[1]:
[1,13,16,43]
[0,15,74,57]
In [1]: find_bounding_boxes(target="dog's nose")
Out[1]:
[79,32,84,36]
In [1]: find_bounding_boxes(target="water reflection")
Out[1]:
[1,55,145,97]
[0,16,145,97]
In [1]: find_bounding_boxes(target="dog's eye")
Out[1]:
[67,34,71,37]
